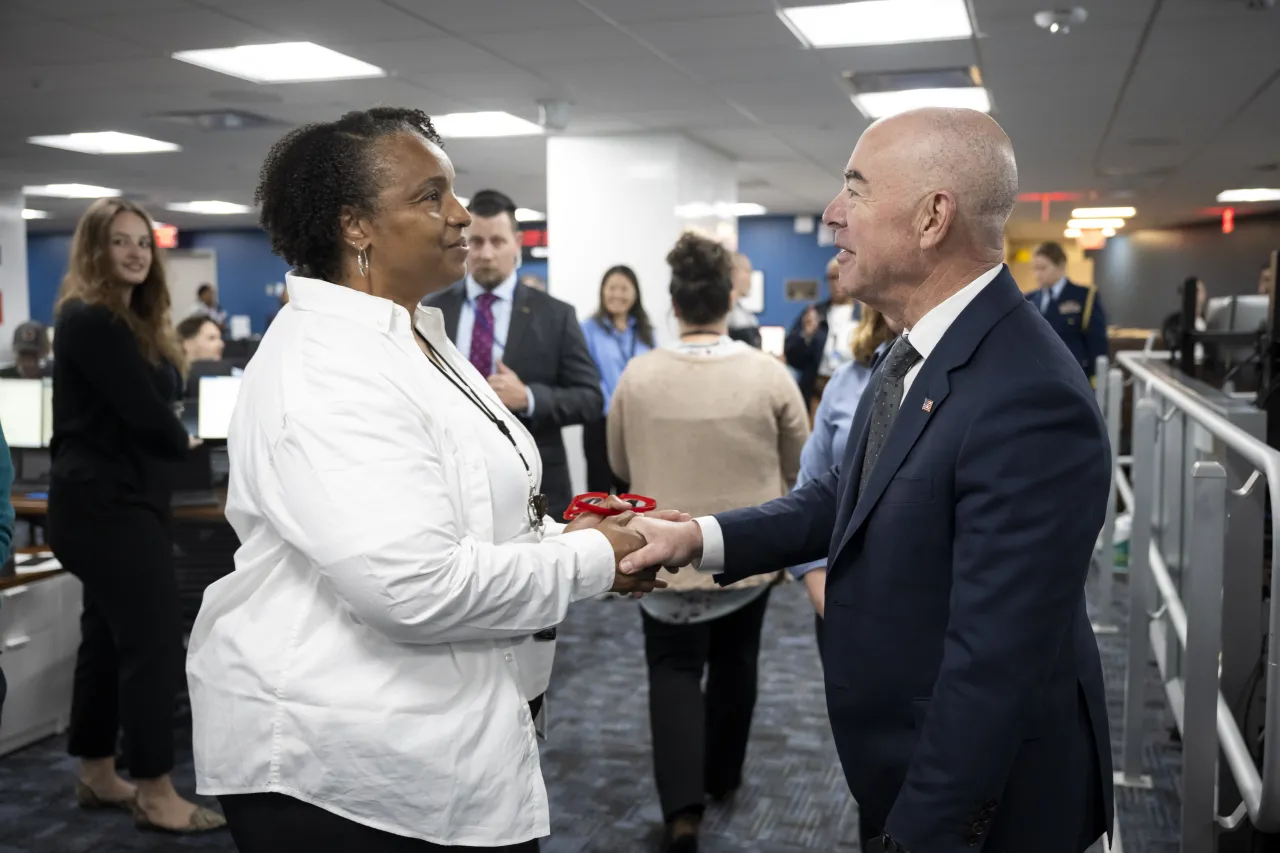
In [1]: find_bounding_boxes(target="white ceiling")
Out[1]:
[2,0,1278,238]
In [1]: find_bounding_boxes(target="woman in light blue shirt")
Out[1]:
[791,306,899,658]
[0,422,16,727]
[581,265,654,492]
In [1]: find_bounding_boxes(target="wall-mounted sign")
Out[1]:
[521,223,547,262]
[154,223,179,249]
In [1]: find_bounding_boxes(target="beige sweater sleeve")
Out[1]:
[774,363,811,490]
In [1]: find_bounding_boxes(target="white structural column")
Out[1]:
[0,188,32,363]
[546,134,739,493]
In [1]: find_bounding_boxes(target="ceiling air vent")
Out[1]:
[152,110,287,132]
[841,67,991,119]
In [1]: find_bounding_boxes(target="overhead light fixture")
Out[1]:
[674,202,769,219]
[1034,7,1088,35]
[21,209,52,220]
[514,208,545,222]
[167,200,252,215]
[455,196,470,207]
[23,183,120,198]
[1101,227,1117,237]
[844,67,991,119]
[1063,228,1082,238]
[779,0,973,48]
[854,87,991,119]
[28,131,180,155]
[1071,207,1136,218]
[1067,218,1126,230]
[172,42,385,84]
[431,112,544,139]
[1217,188,1280,203]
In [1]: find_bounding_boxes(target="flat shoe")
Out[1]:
[132,801,227,834]
[75,779,136,812]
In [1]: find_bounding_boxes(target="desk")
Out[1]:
[10,490,228,523]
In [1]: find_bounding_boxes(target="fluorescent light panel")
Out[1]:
[1063,228,1082,238]
[432,112,543,139]
[1071,207,1136,218]
[514,208,544,222]
[853,87,991,119]
[22,209,51,220]
[167,200,252,215]
[779,0,973,48]
[1217,188,1280,203]
[23,183,119,198]
[1067,218,1126,230]
[28,131,179,155]
[675,202,769,219]
[1102,227,1117,237]
[172,42,384,84]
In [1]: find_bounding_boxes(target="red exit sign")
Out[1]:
[153,223,178,249]
[521,227,548,248]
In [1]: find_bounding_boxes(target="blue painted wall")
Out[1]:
[737,214,838,331]
[24,217,827,333]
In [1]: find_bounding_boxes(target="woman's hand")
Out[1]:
[593,511,667,598]
[802,568,827,618]
[188,435,204,450]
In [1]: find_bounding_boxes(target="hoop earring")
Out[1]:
[357,247,369,279]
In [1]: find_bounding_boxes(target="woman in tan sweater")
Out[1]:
[607,232,809,853]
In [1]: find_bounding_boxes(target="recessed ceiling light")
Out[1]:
[779,0,972,48]
[28,131,180,155]
[1064,228,1082,238]
[455,195,471,207]
[1067,218,1126,229]
[514,208,545,222]
[674,202,769,219]
[167,200,252,215]
[431,112,544,139]
[22,209,52,220]
[1101,227,1117,237]
[1071,207,1136,218]
[733,203,768,216]
[172,42,385,84]
[1217,188,1280,203]
[853,87,991,119]
[23,183,120,198]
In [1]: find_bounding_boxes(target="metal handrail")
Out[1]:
[1117,350,1280,830]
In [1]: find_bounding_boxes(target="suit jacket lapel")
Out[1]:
[829,267,1027,567]
[505,284,534,365]
[439,284,464,343]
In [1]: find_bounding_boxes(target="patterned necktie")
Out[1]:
[468,292,498,377]
[1040,287,1053,314]
[858,336,923,496]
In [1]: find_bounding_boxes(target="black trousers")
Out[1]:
[48,481,182,779]
[641,588,771,820]
[581,418,627,495]
[219,793,540,852]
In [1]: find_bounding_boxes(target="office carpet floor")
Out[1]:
[0,566,1183,852]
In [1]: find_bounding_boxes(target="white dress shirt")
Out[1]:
[697,265,1004,571]
[186,273,616,846]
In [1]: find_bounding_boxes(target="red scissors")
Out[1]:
[562,492,657,521]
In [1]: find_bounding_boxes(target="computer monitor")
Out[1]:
[760,326,786,359]
[41,378,53,447]
[1205,294,1270,335]
[197,375,241,441]
[0,378,45,449]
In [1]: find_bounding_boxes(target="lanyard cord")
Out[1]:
[413,328,539,505]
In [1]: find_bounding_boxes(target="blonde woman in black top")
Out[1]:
[48,198,224,834]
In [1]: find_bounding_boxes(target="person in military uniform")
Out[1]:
[1029,241,1109,385]
[0,321,50,379]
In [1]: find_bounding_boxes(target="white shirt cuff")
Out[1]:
[693,516,724,574]
[523,386,536,416]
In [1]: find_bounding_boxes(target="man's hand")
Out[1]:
[802,567,827,617]
[593,511,666,597]
[488,360,529,412]
[618,516,704,574]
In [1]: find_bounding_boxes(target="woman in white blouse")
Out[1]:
[185,108,665,852]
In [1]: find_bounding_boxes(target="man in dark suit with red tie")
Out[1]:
[621,108,1113,853]
[424,190,602,521]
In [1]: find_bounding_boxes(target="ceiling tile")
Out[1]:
[224,0,449,43]
[474,26,655,65]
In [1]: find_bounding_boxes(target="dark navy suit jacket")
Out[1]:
[1028,279,1109,383]
[714,267,1113,852]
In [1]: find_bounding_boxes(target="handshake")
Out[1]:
[562,496,706,597]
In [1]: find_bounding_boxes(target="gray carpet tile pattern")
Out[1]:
[0,561,1190,852]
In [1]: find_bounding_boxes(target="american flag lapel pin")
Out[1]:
[922,398,934,413]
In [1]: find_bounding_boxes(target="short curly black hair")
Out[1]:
[255,107,442,283]
[667,231,733,326]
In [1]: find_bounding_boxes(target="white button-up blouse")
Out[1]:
[186,274,616,846]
